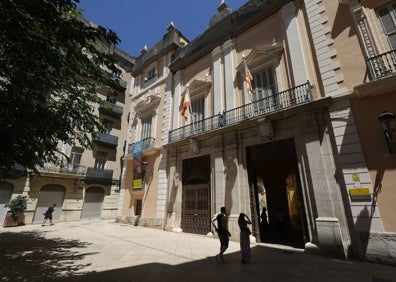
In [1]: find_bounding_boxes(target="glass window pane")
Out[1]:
[141,116,152,140]
[379,7,396,34]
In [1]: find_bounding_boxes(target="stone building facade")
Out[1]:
[0,40,134,225]
[120,0,396,264]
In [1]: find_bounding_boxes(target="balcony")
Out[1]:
[0,164,26,179]
[113,78,127,91]
[37,163,86,175]
[93,132,118,148]
[366,49,396,80]
[99,102,123,118]
[85,167,113,185]
[128,137,156,154]
[169,82,312,143]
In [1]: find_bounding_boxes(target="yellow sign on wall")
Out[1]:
[352,173,360,182]
[349,188,371,196]
[349,188,371,202]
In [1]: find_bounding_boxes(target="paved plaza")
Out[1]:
[1,220,396,282]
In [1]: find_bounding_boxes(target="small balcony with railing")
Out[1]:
[85,167,113,185]
[98,101,123,118]
[128,137,156,155]
[169,82,313,143]
[366,49,396,80]
[93,132,119,148]
[37,163,86,176]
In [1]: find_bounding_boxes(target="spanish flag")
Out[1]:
[244,60,253,94]
[180,90,191,121]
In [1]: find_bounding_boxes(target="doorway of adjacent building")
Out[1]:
[33,185,65,224]
[81,187,105,220]
[181,155,211,235]
[246,138,308,248]
[0,182,13,224]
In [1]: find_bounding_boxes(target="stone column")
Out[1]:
[212,46,223,114]
[295,111,350,257]
[281,2,308,85]
[223,39,235,111]
[172,70,182,130]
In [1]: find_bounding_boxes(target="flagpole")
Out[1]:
[242,54,253,104]
[186,84,195,132]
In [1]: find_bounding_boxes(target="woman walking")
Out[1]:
[238,213,252,264]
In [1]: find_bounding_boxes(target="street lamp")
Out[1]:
[378,110,395,154]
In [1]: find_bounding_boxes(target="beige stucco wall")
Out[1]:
[350,94,396,232]
[322,1,367,91]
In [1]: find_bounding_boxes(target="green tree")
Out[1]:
[0,0,121,175]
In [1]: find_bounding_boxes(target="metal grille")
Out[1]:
[169,82,312,143]
[181,184,211,235]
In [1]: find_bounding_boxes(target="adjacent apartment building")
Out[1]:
[119,0,396,264]
[0,36,135,225]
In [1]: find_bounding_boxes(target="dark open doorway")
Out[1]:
[246,138,308,248]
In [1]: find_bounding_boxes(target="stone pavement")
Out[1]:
[1,220,396,282]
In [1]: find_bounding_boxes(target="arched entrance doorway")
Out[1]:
[246,138,308,248]
[0,182,13,223]
[34,185,65,223]
[81,187,105,220]
[181,155,211,235]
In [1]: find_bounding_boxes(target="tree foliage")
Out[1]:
[0,0,121,175]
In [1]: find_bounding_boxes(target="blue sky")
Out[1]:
[77,0,247,57]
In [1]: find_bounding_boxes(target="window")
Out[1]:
[251,69,279,113]
[112,68,122,78]
[191,98,205,133]
[146,68,157,81]
[94,151,107,170]
[102,119,113,134]
[141,115,153,147]
[106,94,117,104]
[70,147,83,167]
[144,68,157,87]
[378,2,396,50]
[135,199,142,216]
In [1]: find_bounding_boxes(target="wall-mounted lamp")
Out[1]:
[378,110,395,154]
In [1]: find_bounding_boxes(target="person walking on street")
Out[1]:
[42,204,56,226]
[238,213,252,264]
[260,207,268,241]
[212,207,231,263]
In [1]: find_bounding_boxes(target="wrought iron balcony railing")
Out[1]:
[128,137,156,154]
[93,132,119,148]
[37,163,86,175]
[366,49,396,80]
[85,167,113,184]
[99,102,123,118]
[169,82,312,143]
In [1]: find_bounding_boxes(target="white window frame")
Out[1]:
[94,151,108,170]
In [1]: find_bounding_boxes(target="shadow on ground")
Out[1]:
[1,230,395,282]
[0,231,96,281]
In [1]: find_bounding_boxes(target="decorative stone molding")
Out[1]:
[183,79,211,100]
[189,138,200,155]
[134,88,161,114]
[236,44,283,74]
[257,117,274,141]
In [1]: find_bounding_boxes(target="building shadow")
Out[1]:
[0,231,95,281]
[1,230,395,282]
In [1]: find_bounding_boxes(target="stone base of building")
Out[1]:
[364,232,396,265]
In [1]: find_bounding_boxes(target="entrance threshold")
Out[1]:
[256,242,305,253]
